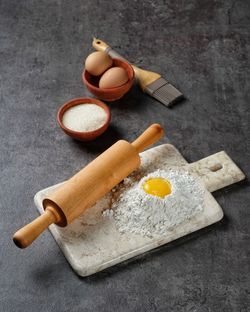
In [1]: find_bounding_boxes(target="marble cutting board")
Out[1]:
[34,144,245,277]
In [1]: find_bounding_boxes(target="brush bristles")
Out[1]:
[145,78,183,107]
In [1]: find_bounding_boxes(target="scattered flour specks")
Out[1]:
[103,168,205,237]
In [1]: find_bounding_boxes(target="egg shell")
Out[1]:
[99,67,129,89]
[85,51,113,76]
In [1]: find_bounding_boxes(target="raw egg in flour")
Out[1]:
[143,178,171,198]
[108,169,205,237]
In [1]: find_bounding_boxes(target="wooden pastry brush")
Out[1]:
[92,38,183,107]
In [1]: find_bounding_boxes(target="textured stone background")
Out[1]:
[0,1,249,311]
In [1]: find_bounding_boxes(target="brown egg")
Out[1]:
[99,67,129,89]
[85,51,113,76]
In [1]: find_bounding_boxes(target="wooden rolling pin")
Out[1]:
[13,124,164,248]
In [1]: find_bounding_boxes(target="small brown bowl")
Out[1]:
[82,58,134,101]
[57,98,111,141]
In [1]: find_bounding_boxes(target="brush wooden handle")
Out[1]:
[13,206,60,248]
[92,38,110,52]
[132,124,164,153]
[132,68,161,91]
[92,38,161,91]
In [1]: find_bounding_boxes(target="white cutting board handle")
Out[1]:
[188,151,245,192]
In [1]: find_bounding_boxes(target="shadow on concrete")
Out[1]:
[66,124,123,155]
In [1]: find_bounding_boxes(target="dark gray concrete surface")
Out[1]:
[0,1,249,311]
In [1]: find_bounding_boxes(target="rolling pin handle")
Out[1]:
[132,124,164,153]
[13,207,60,249]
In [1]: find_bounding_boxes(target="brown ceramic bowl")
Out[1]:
[57,98,111,141]
[82,58,134,101]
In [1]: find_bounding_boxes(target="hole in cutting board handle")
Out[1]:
[209,163,223,172]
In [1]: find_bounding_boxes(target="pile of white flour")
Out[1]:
[103,169,205,237]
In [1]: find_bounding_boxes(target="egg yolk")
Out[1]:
[143,178,171,198]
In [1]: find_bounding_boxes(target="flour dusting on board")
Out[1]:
[103,168,205,237]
